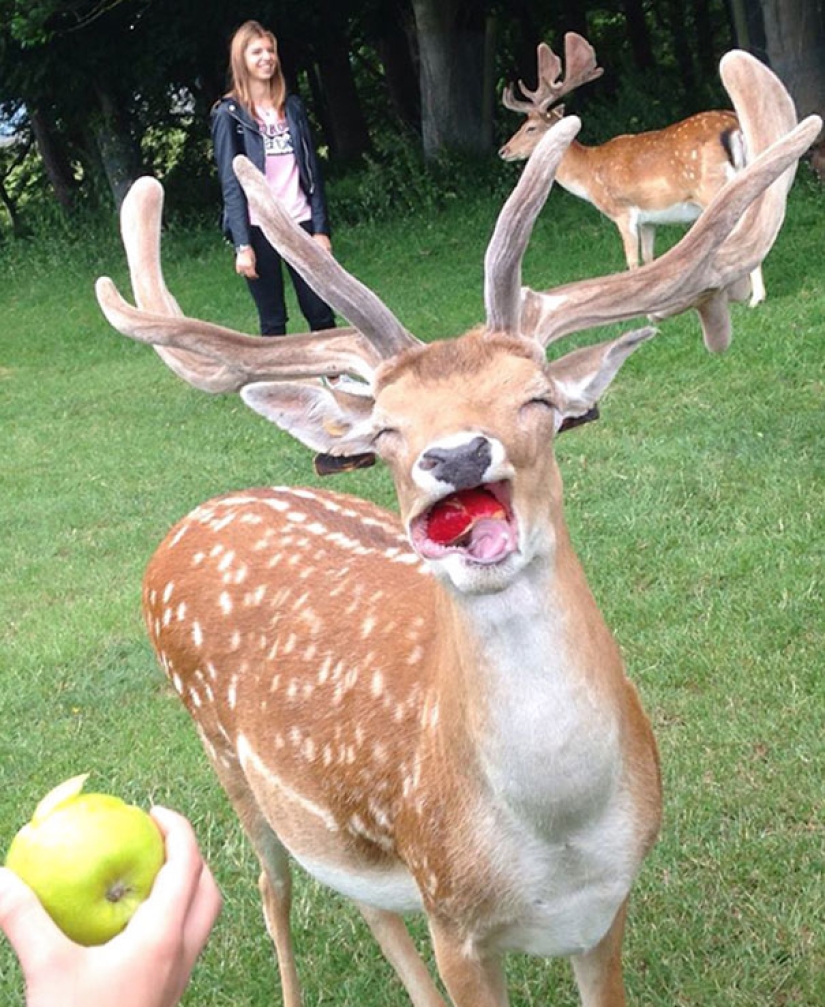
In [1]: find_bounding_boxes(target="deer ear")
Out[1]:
[548,327,656,429]
[240,381,378,458]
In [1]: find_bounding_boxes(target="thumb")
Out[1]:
[0,867,70,969]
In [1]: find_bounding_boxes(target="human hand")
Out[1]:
[235,246,258,278]
[0,806,221,1007]
[312,232,332,255]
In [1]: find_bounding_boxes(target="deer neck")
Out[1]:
[431,526,624,828]
[555,138,599,202]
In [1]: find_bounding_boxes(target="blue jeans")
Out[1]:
[246,222,336,336]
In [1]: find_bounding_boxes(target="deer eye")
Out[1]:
[372,426,400,447]
[525,396,556,410]
[518,395,557,423]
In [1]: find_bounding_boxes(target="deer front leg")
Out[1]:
[207,755,303,1006]
[615,212,642,269]
[428,922,508,1007]
[356,903,448,1007]
[569,899,628,1007]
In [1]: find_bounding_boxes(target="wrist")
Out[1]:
[235,244,251,253]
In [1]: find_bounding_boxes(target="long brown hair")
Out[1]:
[227,20,287,114]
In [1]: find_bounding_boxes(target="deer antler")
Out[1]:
[95,174,419,391]
[511,51,821,351]
[232,156,419,359]
[502,34,603,116]
[485,115,582,332]
[97,53,819,396]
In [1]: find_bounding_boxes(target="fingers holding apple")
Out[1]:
[131,805,222,949]
[0,863,68,961]
[3,774,165,947]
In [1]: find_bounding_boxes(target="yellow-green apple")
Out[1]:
[4,774,165,946]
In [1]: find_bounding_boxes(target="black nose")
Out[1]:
[418,436,492,490]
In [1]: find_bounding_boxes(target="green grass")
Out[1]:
[1,174,823,1006]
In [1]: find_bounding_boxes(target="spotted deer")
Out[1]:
[96,51,817,1007]
[499,33,769,307]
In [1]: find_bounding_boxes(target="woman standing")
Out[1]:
[211,21,336,336]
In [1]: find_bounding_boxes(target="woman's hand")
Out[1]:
[0,806,221,1007]
[235,246,258,278]
[312,232,332,255]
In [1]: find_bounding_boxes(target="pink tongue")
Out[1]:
[465,517,515,561]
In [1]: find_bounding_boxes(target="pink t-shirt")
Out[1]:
[249,108,311,227]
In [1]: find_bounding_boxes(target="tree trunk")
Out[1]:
[622,0,655,70]
[692,0,717,78]
[555,0,589,40]
[377,7,421,133]
[729,0,767,55]
[412,0,490,157]
[664,0,698,98]
[93,84,141,209]
[28,106,77,211]
[760,0,825,122]
[314,35,372,164]
[0,173,22,236]
[497,0,542,87]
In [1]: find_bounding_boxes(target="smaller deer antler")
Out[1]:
[502,33,603,116]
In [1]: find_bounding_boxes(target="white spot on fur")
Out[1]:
[217,550,235,573]
[227,675,238,709]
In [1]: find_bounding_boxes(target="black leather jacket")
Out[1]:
[210,93,331,250]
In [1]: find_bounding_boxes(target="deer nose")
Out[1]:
[418,436,492,490]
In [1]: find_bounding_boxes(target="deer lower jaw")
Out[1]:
[409,482,518,567]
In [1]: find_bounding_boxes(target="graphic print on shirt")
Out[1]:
[262,121,294,157]
[251,109,312,226]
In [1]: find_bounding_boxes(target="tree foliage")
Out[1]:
[1,0,818,234]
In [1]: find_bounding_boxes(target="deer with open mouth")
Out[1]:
[96,50,819,1007]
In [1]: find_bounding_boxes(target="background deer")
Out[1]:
[500,34,768,308]
[95,51,817,1007]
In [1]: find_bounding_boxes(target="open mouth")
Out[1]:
[410,481,517,565]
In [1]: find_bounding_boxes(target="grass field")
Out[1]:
[1,167,823,1006]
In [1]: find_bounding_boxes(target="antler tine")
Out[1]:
[118,175,238,390]
[519,51,821,352]
[96,278,383,388]
[501,83,537,115]
[710,49,801,309]
[559,32,604,96]
[537,41,563,90]
[485,116,582,333]
[233,156,420,359]
[119,176,182,317]
[501,43,562,114]
[96,176,385,391]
